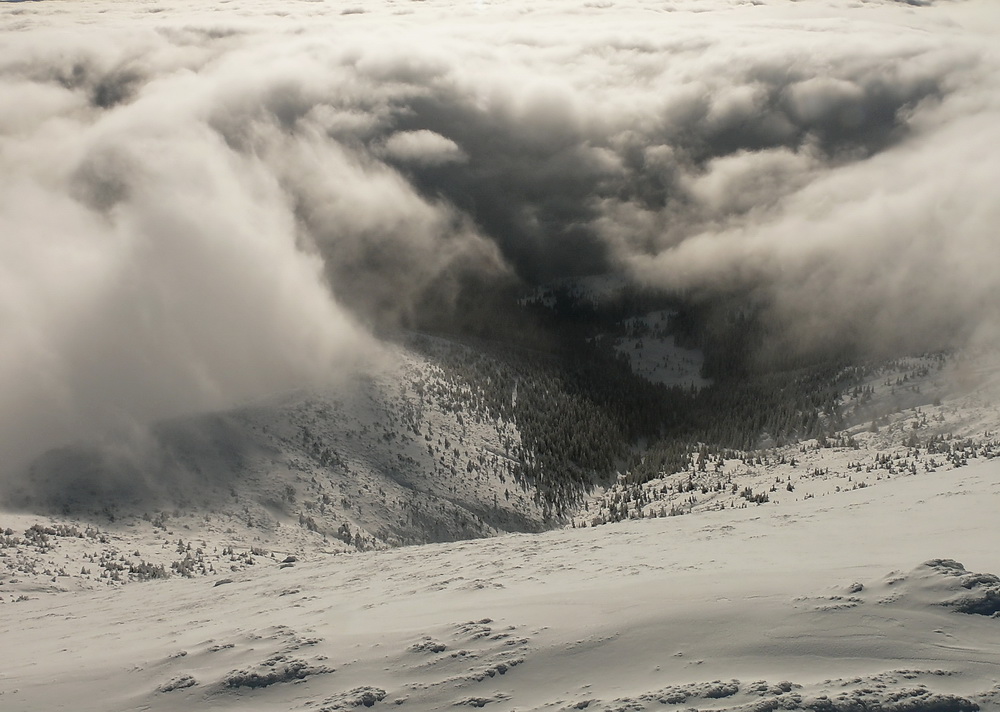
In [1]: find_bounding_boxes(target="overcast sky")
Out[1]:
[2,0,998,475]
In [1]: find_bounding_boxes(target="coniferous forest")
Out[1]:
[406,286,875,520]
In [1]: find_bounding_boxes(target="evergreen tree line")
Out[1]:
[408,295,919,517]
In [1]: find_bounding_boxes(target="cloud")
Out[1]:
[381,130,467,166]
[0,28,381,479]
[1,0,999,484]
[625,25,1000,355]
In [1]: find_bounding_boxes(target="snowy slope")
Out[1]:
[3,341,545,579]
[2,455,1000,711]
[576,351,1000,525]
[612,311,710,390]
[523,278,710,390]
[2,351,998,710]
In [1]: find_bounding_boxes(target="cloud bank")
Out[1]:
[1,0,999,474]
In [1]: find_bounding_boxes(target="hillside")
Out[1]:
[3,449,1000,711]
[4,307,716,567]
[0,322,678,595]
[4,0,1000,709]
[579,350,1000,525]
[4,339,998,596]
[2,323,999,712]
[4,340,550,558]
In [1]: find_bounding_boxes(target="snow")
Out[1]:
[4,341,544,569]
[612,311,709,390]
[524,281,711,390]
[4,353,1000,712]
[3,350,999,710]
[578,351,1000,524]
[520,276,632,310]
[3,455,1000,711]
[3,1,1000,708]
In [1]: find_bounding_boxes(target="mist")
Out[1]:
[2,0,999,481]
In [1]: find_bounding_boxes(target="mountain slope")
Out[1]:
[7,341,547,555]
[3,455,1000,711]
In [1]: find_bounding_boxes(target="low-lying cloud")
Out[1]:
[1,0,999,478]
[381,130,467,166]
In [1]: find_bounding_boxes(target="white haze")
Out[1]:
[1,0,999,475]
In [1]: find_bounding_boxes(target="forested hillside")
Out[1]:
[9,283,988,553]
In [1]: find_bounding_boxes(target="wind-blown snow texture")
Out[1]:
[3,456,1000,711]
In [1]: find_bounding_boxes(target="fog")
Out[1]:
[2,0,998,477]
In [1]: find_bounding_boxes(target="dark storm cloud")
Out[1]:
[1,0,998,481]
